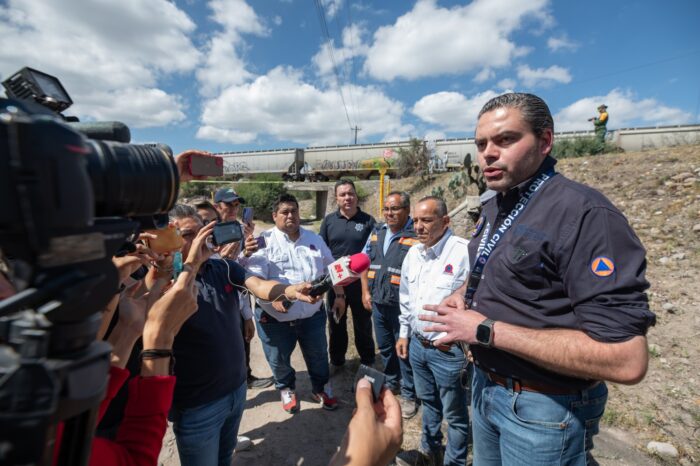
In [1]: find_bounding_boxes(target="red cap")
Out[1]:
[348,253,371,273]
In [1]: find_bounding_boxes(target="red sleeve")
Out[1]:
[53,366,130,465]
[97,366,131,423]
[89,375,176,466]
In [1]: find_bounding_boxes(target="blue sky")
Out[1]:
[1,0,698,155]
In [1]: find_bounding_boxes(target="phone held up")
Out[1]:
[189,154,224,177]
[242,207,254,224]
[211,221,243,247]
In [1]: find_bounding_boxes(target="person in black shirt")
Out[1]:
[421,93,655,465]
[319,180,376,368]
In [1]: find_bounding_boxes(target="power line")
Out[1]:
[313,0,353,133]
[343,2,361,134]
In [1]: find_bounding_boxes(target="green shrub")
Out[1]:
[234,180,287,222]
[179,182,211,198]
[553,137,620,158]
[355,183,369,201]
[431,186,445,198]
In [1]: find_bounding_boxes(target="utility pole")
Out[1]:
[352,126,361,144]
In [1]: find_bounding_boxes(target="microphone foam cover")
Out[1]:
[348,253,371,273]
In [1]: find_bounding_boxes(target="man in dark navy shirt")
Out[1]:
[319,180,377,369]
[421,93,655,465]
[167,204,318,466]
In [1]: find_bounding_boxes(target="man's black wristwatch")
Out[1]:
[476,318,495,347]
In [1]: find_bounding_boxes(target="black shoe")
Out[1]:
[247,375,274,389]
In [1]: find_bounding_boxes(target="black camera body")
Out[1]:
[0,68,180,466]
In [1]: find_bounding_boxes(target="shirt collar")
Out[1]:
[418,228,452,258]
[381,217,413,233]
[335,207,363,220]
[497,155,557,209]
[273,226,304,243]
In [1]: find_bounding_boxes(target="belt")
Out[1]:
[413,333,454,352]
[484,369,600,396]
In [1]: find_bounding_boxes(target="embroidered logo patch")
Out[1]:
[591,257,615,277]
[444,264,454,275]
[355,223,364,232]
[472,216,485,237]
[510,246,528,263]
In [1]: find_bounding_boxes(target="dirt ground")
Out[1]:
[159,144,699,465]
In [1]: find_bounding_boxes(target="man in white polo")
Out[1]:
[396,196,471,466]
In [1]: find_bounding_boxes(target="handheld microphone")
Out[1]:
[309,253,370,297]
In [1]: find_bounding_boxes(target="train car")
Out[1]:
[303,140,413,180]
[218,148,303,179]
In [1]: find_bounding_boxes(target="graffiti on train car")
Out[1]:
[224,160,250,172]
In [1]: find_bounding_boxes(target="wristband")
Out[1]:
[140,349,176,375]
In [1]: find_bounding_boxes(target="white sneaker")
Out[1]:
[235,435,252,452]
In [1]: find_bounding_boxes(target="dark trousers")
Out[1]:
[241,316,252,378]
[328,281,376,366]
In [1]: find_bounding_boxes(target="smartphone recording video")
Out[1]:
[189,154,224,177]
[212,221,243,246]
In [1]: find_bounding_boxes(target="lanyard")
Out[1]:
[465,168,555,308]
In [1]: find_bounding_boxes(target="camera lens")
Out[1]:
[85,141,179,218]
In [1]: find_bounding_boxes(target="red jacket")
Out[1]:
[55,367,175,466]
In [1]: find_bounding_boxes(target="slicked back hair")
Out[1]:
[418,196,448,217]
[170,204,202,223]
[478,93,554,138]
[387,190,410,208]
[272,194,299,213]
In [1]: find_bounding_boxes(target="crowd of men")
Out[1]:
[0,92,654,466]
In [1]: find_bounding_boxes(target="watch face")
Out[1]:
[476,323,491,345]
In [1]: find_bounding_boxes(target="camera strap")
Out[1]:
[465,168,555,308]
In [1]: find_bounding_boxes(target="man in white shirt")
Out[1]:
[396,196,471,466]
[245,194,340,413]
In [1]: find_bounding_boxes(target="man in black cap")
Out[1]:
[213,186,273,390]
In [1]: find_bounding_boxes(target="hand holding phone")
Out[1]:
[189,154,224,177]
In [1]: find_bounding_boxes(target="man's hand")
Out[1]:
[271,300,289,313]
[395,337,409,360]
[243,235,259,257]
[332,296,346,321]
[218,241,240,259]
[185,221,216,268]
[362,291,372,312]
[243,318,255,342]
[175,149,214,183]
[329,378,402,466]
[286,283,321,304]
[419,304,485,347]
[438,291,466,311]
[112,238,161,284]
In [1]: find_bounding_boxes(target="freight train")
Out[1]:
[215,124,700,181]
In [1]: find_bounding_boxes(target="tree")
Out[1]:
[396,138,430,179]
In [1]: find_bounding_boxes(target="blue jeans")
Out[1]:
[255,307,329,393]
[472,366,608,466]
[170,381,247,466]
[409,338,470,466]
[372,303,416,400]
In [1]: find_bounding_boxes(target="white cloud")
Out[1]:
[0,0,199,127]
[516,64,571,87]
[197,66,407,146]
[312,23,369,78]
[364,0,552,81]
[474,68,495,83]
[547,35,579,52]
[497,78,517,89]
[555,89,694,131]
[196,0,269,97]
[321,0,343,19]
[273,15,283,26]
[412,90,502,133]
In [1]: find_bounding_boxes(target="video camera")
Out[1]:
[0,67,180,465]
